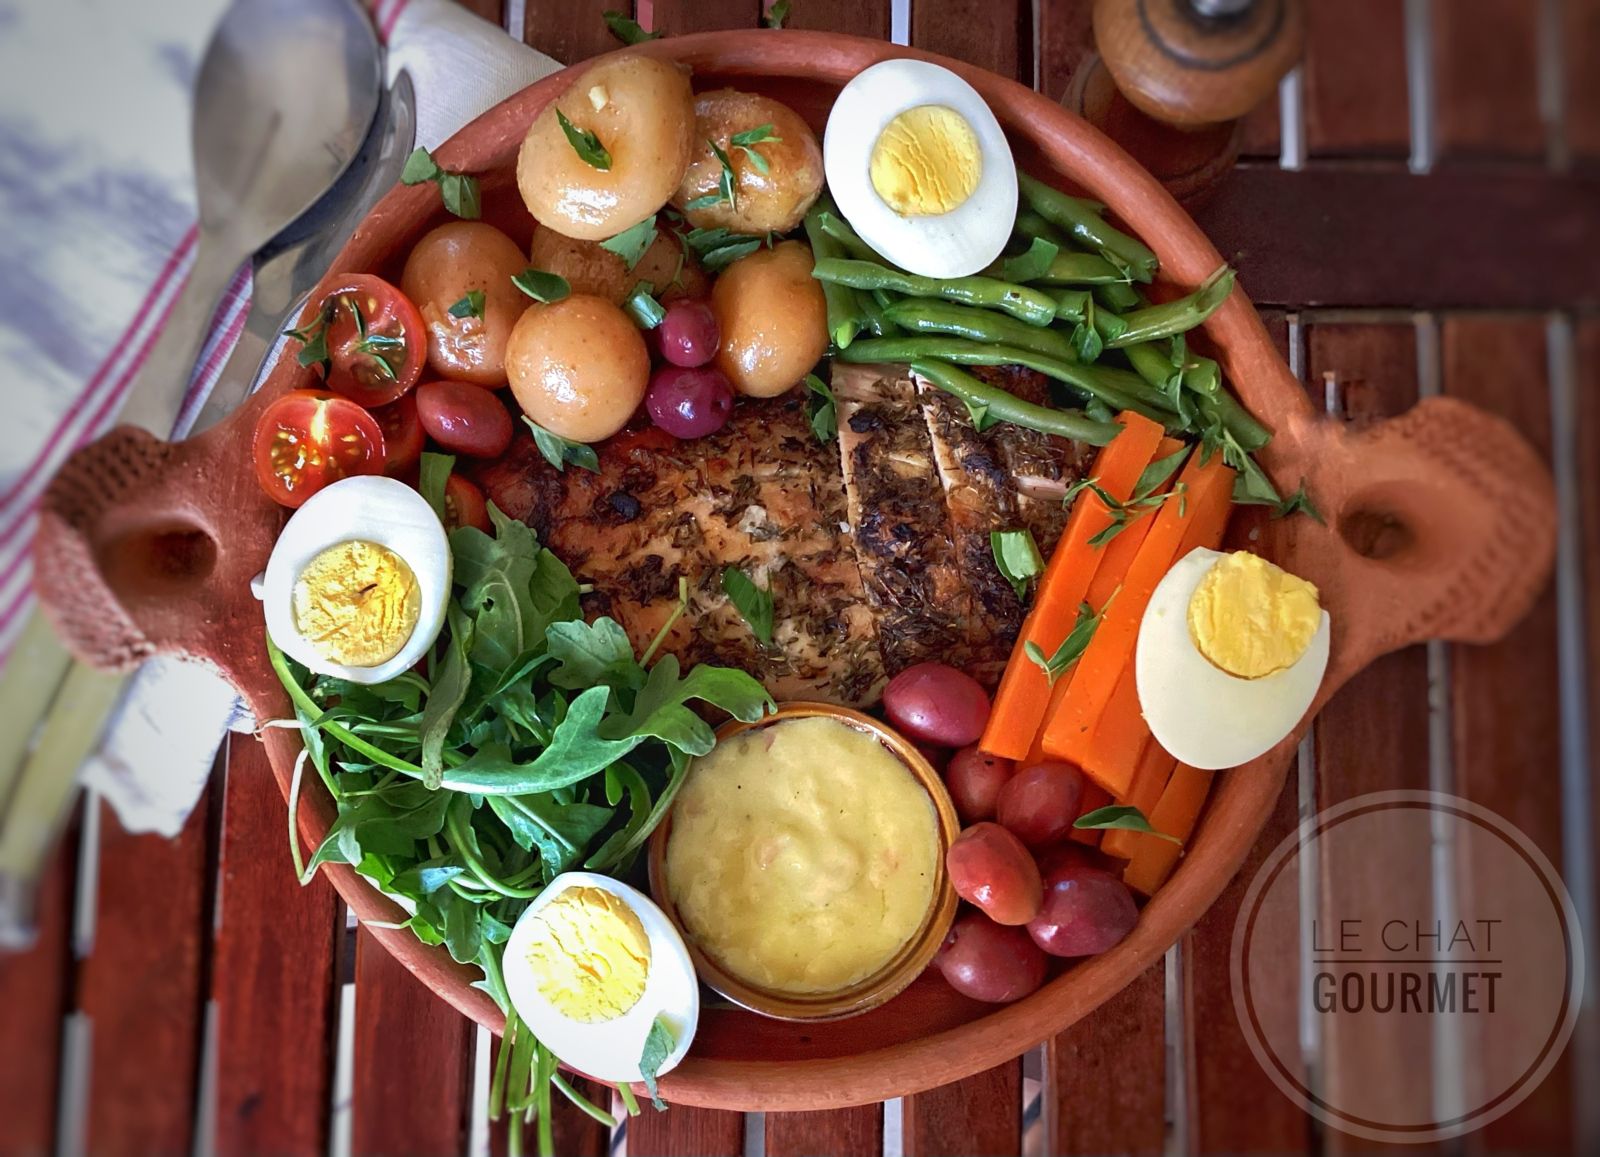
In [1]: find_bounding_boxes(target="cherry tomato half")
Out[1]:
[372,393,425,477]
[292,274,426,406]
[444,473,491,533]
[252,390,386,508]
[415,380,514,458]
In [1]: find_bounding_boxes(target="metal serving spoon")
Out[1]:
[117,0,383,435]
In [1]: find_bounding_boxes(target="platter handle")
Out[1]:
[1273,393,1556,690]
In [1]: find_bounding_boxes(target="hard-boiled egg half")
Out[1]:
[824,59,1017,278]
[504,873,699,1086]
[1136,549,1331,770]
[259,475,451,685]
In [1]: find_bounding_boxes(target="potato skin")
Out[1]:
[711,241,828,398]
[517,56,695,241]
[399,223,529,386]
[505,294,649,443]
[673,90,824,236]
[528,226,709,304]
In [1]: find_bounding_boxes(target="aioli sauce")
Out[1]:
[665,716,939,994]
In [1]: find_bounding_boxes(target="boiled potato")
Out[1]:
[517,56,695,241]
[673,90,824,236]
[399,222,529,386]
[528,226,709,304]
[505,294,649,443]
[711,241,828,398]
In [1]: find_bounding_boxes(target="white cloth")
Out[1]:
[6,0,561,835]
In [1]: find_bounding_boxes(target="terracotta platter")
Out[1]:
[34,32,1555,1110]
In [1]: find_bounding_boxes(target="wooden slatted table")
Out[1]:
[2,1,1596,1154]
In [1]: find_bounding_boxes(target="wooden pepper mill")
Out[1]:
[1064,0,1305,204]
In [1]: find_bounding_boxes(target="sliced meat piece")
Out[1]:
[831,364,991,676]
[473,393,885,706]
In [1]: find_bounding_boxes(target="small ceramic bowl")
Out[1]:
[646,702,960,1022]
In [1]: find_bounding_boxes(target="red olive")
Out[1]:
[995,762,1086,849]
[946,822,1043,926]
[935,911,1048,1003]
[945,746,1016,824]
[882,662,992,747]
[1026,858,1139,958]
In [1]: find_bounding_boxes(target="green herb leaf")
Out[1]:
[639,1017,676,1110]
[803,372,836,443]
[1073,804,1182,844]
[1132,446,1190,501]
[1272,480,1325,524]
[599,215,659,270]
[418,452,455,522]
[682,227,763,272]
[523,417,600,473]
[683,192,726,212]
[401,146,442,184]
[1222,429,1283,507]
[729,123,781,175]
[512,267,572,304]
[556,108,612,170]
[1000,236,1060,283]
[603,10,660,43]
[449,290,485,319]
[705,138,739,210]
[623,282,666,329]
[964,398,999,433]
[401,147,481,219]
[294,325,330,371]
[721,566,775,644]
[1023,600,1102,686]
[990,528,1044,600]
[763,0,791,28]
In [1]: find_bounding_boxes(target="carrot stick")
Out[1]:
[980,411,1167,760]
[1039,450,1236,766]
[1101,739,1176,860]
[1079,666,1146,798]
[1122,764,1212,895]
[1069,782,1113,847]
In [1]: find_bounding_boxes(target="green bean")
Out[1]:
[1015,208,1067,247]
[816,209,884,263]
[812,258,1057,325]
[1122,340,1272,450]
[1094,280,1143,311]
[1017,172,1159,283]
[1053,289,1092,324]
[858,287,897,338]
[1035,253,1131,286]
[1108,266,1235,347]
[906,358,1124,445]
[882,299,1079,363]
[1122,340,1183,393]
[802,207,864,348]
[1203,389,1272,451]
[837,337,1176,427]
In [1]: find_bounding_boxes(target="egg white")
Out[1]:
[1136,548,1331,771]
[503,872,699,1086]
[259,475,452,685]
[824,59,1018,278]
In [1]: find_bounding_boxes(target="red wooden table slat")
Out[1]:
[627,1103,744,1156]
[78,795,212,1157]
[764,1105,882,1156]
[1432,0,1545,162]
[1567,0,1600,164]
[1440,317,1574,1156]
[0,819,76,1157]
[911,0,1032,84]
[1302,0,1409,157]
[777,0,891,42]
[1046,959,1166,1156]
[1036,0,1095,105]
[524,0,619,65]
[648,0,764,35]
[351,928,475,1157]
[902,1060,1021,1157]
[1305,322,1442,1157]
[1581,322,1600,910]
[1184,312,1311,1156]
[212,737,340,1157]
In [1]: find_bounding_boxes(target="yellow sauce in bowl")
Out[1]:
[664,715,940,995]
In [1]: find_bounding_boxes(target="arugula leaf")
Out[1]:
[489,793,615,878]
[583,763,652,872]
[449,290,485,319]
[803,373,836,443]
[1000,236,1060,283]
[764,0,791,28]
[451,506,577,673]
[523,417,601,473]
[603,10,659,43]
[556,109,612,170]
[721,567,775,643]
[623,282,666,329]
[401,147,481,219]
[599,215,659,270]
[599,654,773,756]
[546,617,646,693]
[990,528,1044,600]
[419,603,474,788]
[512,267,571,304]
[639,1017,676,1109]
[442,686,645,795]
[1023,601,1101,686]
[1272,479,1325,524]
[1073,804,1182,844]
[418,452,455,523]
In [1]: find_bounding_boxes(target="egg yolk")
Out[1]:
[525,887,652,1023]
[291,541,421,668]
[1187,551,1321,679]
[869,105,982,217]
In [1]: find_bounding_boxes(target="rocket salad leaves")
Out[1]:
[271,463,773,1154]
